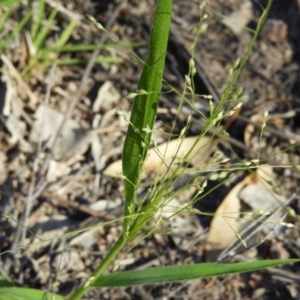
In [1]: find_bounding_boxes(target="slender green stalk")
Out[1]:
[56,20,77,49]
[30,0,45,38]
[219,0,273,106]
[69,234,127,300]
[0,9,32,53]
[32,8,57,52]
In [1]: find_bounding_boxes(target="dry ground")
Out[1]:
[1,0,300,299]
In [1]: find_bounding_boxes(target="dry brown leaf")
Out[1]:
[103,136,216,178]
[239,184,282,212]
[239,164,281,211]
[204,176,249,260]
[92,81,120,112]
[239,165,288,241]
[221,1,252,35]
[204,164,286,261]
[30,105,95,160]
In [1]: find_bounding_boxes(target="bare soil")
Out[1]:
[1,0,300,299]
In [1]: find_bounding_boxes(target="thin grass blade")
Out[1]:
[0,9,32,53]
[56,20,77,49]
[122,0,173,231]
[32,8,57,52]
[0,6,14,33]
[0,0,22,7]
[0,287,65,300]
[92,259,299,287]
[30,0,45,39]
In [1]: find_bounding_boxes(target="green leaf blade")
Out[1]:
[122,0,173,229]
[0,287,65,300]
[92,259,300,287]
[0,0,22,7]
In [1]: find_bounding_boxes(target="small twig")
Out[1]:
[42,192,116,220]
[268,267,300,285]
[45,0,82,21]
[0,54,37,106]
[19,59,58,246]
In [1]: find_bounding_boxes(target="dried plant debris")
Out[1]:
[104,136,217,178]
[0,0,300,299]
[221,0,253,35]
[30,105,96,160]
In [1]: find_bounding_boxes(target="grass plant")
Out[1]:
[1,0,299,299]
[0,0,131,76]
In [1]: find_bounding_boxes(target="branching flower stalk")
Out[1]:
[70,1,173,299]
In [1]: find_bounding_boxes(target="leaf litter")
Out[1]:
[0,0,300,299]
